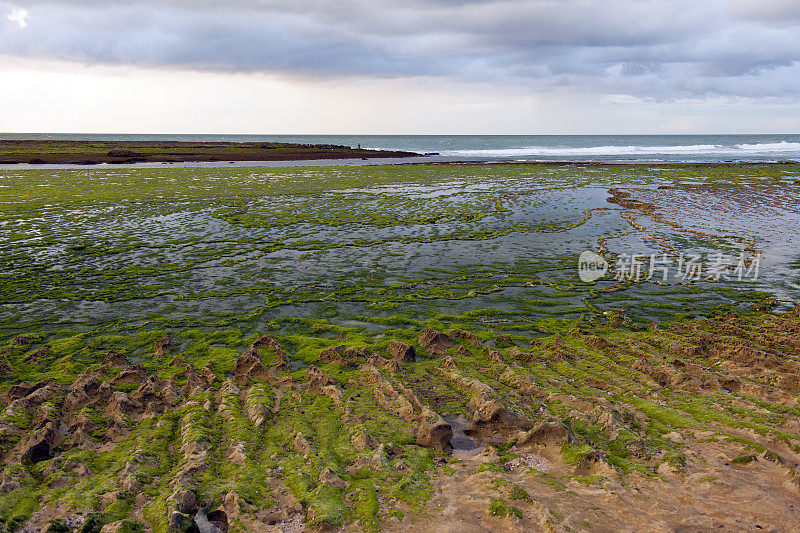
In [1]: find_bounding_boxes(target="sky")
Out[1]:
[1,0,799,134]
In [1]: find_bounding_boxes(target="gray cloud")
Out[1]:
[1,0,799,99]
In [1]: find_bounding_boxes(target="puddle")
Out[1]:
[194,511,221,533]
[445,415,479,455]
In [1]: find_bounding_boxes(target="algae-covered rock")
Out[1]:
[447,328,482,346]
[42,519,71,533]
[168,512,199,533]
[99,520,144,533]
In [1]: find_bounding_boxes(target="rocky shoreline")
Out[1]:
[1,306,799,532]
[0,140,421,165]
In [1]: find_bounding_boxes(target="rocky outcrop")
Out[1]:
[515,420,573,448]
[26,346,51,365]
[154,335,175,357]
[319,345,370,366]
[415,409,453,451]
[110,365,147,387]
[232,346,270,386]
[251,334,291,370]
[448,328,482,346]
[418,327,452,353]
[388,341,416,363]
[104,349,130,366]
[438,364,532,438]
[305,365,343,404]
[362,367,452,451]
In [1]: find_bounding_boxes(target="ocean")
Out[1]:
[2,133,800,164]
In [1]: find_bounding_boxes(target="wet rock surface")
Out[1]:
[1,312,800,532]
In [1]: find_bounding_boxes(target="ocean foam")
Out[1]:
[442,142,800,158]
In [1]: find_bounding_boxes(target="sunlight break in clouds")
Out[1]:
[5,6,27,28]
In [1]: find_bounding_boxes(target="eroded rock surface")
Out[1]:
[1,312,799,532]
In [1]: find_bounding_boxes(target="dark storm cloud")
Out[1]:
[2,0,799,98]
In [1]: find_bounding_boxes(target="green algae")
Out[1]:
[0,163,798,530]
[488,499,523,519]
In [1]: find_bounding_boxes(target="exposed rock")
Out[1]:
[305,366,343,404]
[388,341,416,363]
[103,349,130,366]
[225,443,247,465]
[0,480,21,494]
[776,374,800,393]
[292,433,310,455]
[110,365,147,387]
[18,424,57,463]
[251,334,291,369]
[319,345,364,366]
[172,488,199,514]
[515,420,572,448]
[183,364,207,396]
[415,408,453,451]
[201,362,217,385]
[63,373,108,413]
[105,391,138,421]
[207,509,229,533]
[154,335,175,357]
[365,354,401,372]
[447,328,482,346]
[418,327,453,353]
[319,467,348,490]
[131,374,181,408]
[440,365,531,437]
[488,349,504,364]
[586,335,613,349]
[351,429,377,451]
[498,367,539,395]
[232,346,269,386]
[362,367,452,451]
[456,345,473,357]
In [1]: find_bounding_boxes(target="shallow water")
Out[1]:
[0,164,798,349]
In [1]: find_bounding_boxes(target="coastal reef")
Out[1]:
[0,306,799,531]
[0,162,799,531]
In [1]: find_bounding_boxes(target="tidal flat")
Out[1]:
[0,163,799,532]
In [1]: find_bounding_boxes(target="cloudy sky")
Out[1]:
[1,0,799,133]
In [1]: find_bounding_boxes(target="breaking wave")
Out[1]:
[442,141,800,158]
